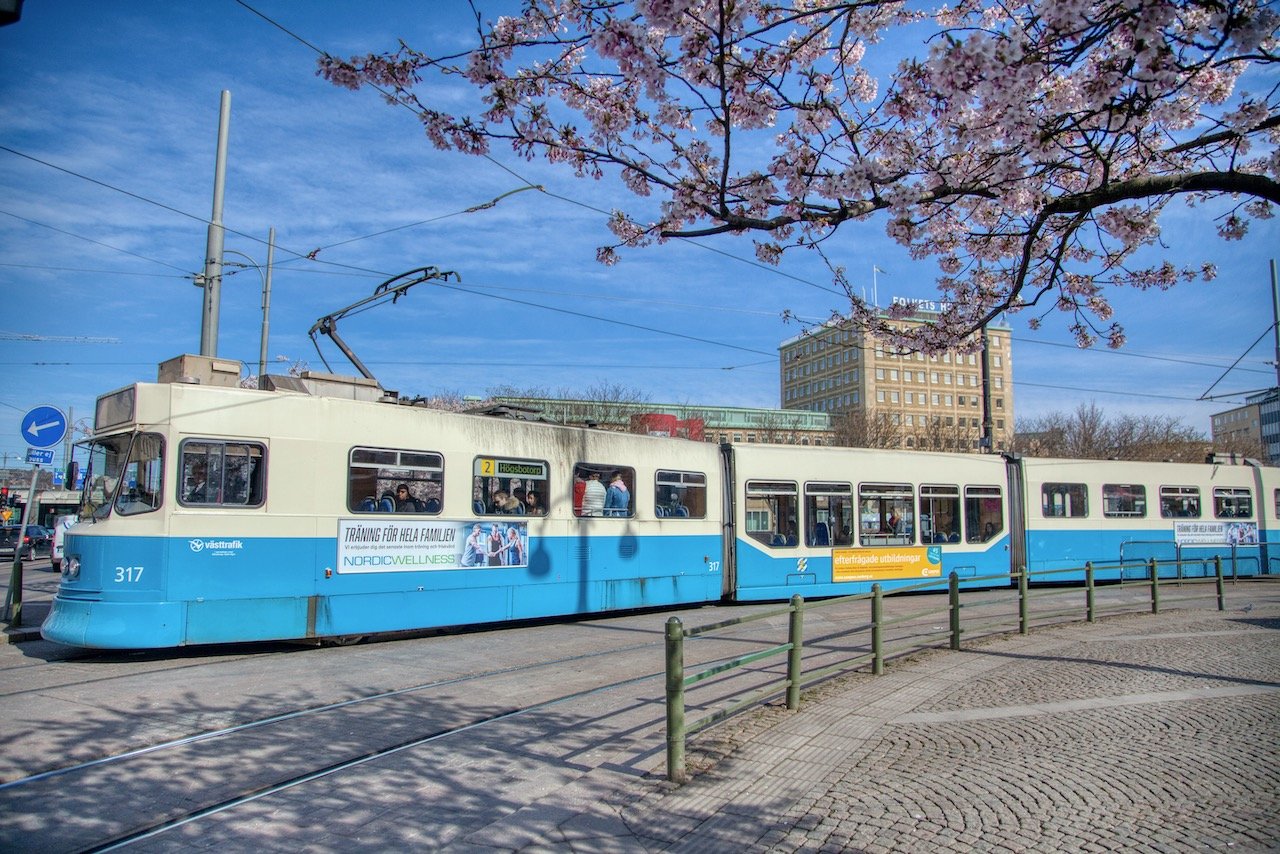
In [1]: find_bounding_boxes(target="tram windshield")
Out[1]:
[79,431,165,520]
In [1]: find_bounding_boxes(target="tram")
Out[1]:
[41,363,1276,648]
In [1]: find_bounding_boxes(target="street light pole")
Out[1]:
[199,90,231,357]
[223,231,275,389]
[260,228,275,389]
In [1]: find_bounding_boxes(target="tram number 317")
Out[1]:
[114,566,145,583]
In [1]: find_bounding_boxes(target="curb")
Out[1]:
[3,624,42,643]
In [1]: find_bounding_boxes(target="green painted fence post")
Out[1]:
[1215,555,1225,611]
[665,616,687,783]
[786,594,804,711]
[1149,557,1160,615]
[1018,566,1029,634]
[949,571,961,651]
[871,583,884,676]
[1085,561,1095,623]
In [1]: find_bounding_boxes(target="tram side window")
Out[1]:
[806,482,852,546]
[1041,483,1087,518]
[1159,486,1200,518]
[349,447,443,514]
[859,482,914,546]
[180,440,266,508]
[1213,487,1253,519]
[964,486,1003,543]
[114,432,165,517]
[655,470,706,519]
[572,463,635,517]
[474,456,550,516]
[1103,484,1147,518]
[919,485,960,544]
[746,481,799,547]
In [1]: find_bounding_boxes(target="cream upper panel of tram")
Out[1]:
[1020,456,1266,529]
[141,382,725,536]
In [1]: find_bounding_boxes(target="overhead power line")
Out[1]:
[0,331,120,344]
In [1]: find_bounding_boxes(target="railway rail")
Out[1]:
[2,578,1228,853]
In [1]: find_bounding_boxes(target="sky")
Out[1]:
[1,1,1278,470]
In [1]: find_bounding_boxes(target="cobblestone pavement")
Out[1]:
[485,594,1280,853]
[6,576,1278,852]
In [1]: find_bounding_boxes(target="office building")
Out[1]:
[779,304,1014,451]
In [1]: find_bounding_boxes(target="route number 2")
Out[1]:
[114,566,144,583]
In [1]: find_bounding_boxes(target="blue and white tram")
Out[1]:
[45,379,727,648]
[725,444,1012,600]
[41,369,1279,649]
[1015,456,1275,582]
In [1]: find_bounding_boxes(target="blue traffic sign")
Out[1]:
[20,405,68,448]
[26,448,54,465]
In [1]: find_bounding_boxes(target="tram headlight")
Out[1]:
[65,556,80,579]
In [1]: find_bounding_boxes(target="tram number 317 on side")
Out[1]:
[114,566,145,583]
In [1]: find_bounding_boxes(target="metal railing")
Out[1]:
[663,556,1235,782]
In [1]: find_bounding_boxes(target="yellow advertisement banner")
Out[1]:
[832,546,942,582]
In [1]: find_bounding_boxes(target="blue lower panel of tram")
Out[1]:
[43,532,724,647]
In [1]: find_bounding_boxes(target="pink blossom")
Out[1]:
[318,0,1280,351]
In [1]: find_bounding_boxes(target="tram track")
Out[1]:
[81,666,668,853]
[0,640,673,850]
[3,585,1246,853]
[0,634,670,793]
[1,598,887,853]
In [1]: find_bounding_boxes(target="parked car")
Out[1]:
[0,525,45,561]
[26,525,53,557]
[51,515,78,572]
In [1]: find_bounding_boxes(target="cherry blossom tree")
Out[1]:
[319,0,1280,350]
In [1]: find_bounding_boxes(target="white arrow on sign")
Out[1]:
[25,420,62,439]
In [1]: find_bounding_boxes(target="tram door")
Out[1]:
[1004,456,1028,582]
[719,443,738,598]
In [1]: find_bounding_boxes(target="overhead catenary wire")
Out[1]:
[1,4,1267,422]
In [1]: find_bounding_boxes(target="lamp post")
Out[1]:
[222,227,276,389]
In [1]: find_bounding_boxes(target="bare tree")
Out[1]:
[912,416,984,454]
[752,409,795,444]
[831,409,903,449]
[483,382,652,428]
[1015,402,1207,460]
